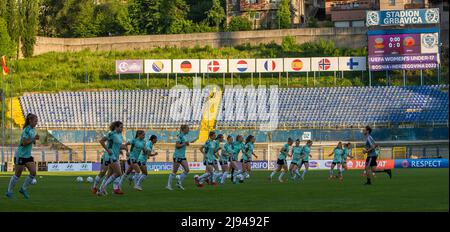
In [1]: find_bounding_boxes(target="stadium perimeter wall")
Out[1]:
[33,28,368,56]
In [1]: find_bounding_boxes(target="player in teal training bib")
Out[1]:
[219,135,234,184]
[6,113,40,199]
[270,138,294,182]
[97,121,127,196]
[234,135,258,183]
[196,131,219,187]
[135,135,159,191]
[120,130,146,191]
[298,140,313,180]
[167,125,191,191]
[230,135,244,182]
[328,142,344,180]
[288,139,302,181]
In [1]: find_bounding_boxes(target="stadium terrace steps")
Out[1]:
[18,85,449,130]
[197,89,223,143]
[7,97,25,128]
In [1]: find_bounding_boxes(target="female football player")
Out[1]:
[6,113,39,199]
[97,121,127,196]
[269,138,293,182]
[195,131,219,187]
[219,135,234,184]
[328,142,344,180]
[134,135,159,191]
[340,142,354,179]
[211,134,224,185]
[298,140,313,180]
[167,124,191,190]
[230,135,244,182]
[118,130,146,189]
[234,135,258,183]
[288,139,302,181]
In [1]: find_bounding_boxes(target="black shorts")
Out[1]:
[365,156,378,167]
[229,157,237,162]
[173,158,186,163]
[127,159,138,165]
[102,158,117,166]
[219,160,228,166]
[137,161,146,166]
[277,159,287,165]
[301,160,309,165]
[240,159,251,164]
[332,161,341,165]
[14,156,34,165]
[203,160,215,166]
[290,161,299,166]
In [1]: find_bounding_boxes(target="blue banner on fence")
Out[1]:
[395,159,448,168]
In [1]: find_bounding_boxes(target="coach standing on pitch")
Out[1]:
[362,126,392,185]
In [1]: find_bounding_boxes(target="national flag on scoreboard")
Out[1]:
[256,58,283,73]
[2,55,9,76]
[228,59,256,73]
[283,58,311,72]
[338,57,367,71]
[200,59,228,73]
[144,59,172,73]
[311,57,339,71]
[172,59,200,73]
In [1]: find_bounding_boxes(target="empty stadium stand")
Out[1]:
[217,85,449,128]
[19,85,448,130]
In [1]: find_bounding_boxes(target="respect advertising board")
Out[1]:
[368,28,439,71]
[395,158,448,168]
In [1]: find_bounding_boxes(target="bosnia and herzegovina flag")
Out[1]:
[1,55,8,75]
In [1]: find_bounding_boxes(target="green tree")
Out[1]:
[4,0,20,58]
[39,0,65,37]
[276,0,291,29]
[0,17,14,58]
[94,0,135,36]
[160,0,193,34]
[19,0,40,58]
[206,0,225,30]
[55,0,98,37]
[128,0,162,34]
[226,16,252,32]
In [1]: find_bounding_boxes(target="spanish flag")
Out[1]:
[1,55,8,75]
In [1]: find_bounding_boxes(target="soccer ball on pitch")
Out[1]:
[76,176,84,182]
[86,176,94,183]
[31,178,37,185]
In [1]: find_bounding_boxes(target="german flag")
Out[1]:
[181,61,192,73]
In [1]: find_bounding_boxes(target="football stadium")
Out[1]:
[0,0,449,213]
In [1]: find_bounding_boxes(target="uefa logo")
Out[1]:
[347,161,353,168]
[422,34,437,48]
[402,160,410,168]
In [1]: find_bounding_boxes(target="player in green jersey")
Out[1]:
[288,139,302,181]
[234,135,258,183]
[97,121,128,196]
[230,135,244,182]
[328,142,344,180]
[298,140,313,180]
[119,130,146,190]
[269,138,294,182]
[6,113,40,199]
[195,131,219,187]
[134,135,159,191]
[167,125,191,191]
[219,135,234,184]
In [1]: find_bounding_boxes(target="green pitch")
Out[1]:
[0,169,448,212]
